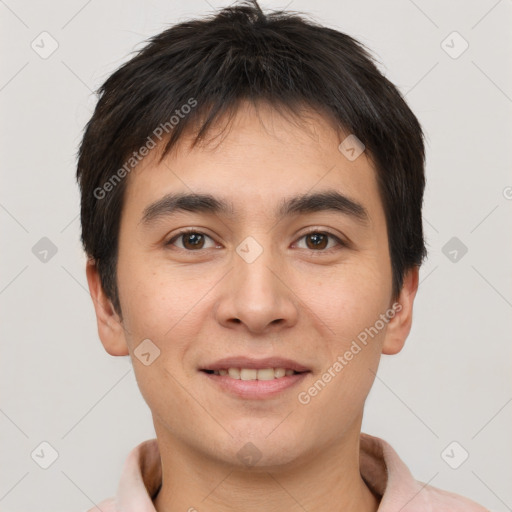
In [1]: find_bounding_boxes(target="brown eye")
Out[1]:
[167,231,216,250]
[295,231,345,251]
[182,232,205,250]
[306,232,328,250]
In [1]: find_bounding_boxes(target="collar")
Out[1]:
[110,432,487,512]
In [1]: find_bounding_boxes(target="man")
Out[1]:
[78,1,488,510]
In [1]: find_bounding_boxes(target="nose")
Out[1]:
[214,242,299,334]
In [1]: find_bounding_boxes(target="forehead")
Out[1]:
[122,101,383,226]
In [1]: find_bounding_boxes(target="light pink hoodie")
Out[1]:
[87,433,489,511]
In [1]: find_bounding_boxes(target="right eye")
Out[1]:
[165,230,218,251]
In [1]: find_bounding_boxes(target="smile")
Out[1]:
[203,368,300,380]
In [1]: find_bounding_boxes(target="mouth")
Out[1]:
[199,358,311,399]
[201,367,304,380]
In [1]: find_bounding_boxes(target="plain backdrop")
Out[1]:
[1,0,511,511]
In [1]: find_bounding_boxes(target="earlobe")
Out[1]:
[85,259,129,357]
[381,266,419,355]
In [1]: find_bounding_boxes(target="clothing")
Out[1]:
[87,433,488,511]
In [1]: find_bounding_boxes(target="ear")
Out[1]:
[85,259,129,356]
[381,266,419,355]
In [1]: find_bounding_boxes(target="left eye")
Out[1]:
[295,231,343,251]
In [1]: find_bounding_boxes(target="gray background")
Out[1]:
[1,0,511,510]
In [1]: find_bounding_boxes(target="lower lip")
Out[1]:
[201,371,309,399]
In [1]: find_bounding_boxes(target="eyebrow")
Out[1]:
[141,190,369,226]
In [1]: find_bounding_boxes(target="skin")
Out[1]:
[87,100,419,512]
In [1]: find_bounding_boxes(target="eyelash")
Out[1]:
[166,228,347,252]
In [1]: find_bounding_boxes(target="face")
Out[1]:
[88,101,417,469]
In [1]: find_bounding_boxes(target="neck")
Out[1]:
[153,422,380,512]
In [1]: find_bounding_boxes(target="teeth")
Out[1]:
[212,368,299,380]
[228,368,240,379]
[240,369,257,380]
[256,368,276,381]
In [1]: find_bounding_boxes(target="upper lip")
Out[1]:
[201,356,310,372]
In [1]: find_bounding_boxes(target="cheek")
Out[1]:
[117,254,193,338]
[296,281,389,431]
[117,268,202,411]
[116,257,217,382]
[296,260,391,403]
[304,261,392,340]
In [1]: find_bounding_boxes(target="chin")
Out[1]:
[215,424,308,469]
